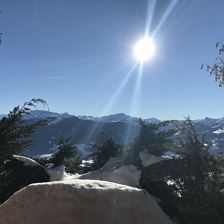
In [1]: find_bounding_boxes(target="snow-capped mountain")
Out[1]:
[77,115,98,121]
[23,110,74,124]
[98,113,139,123]
[195,117,219,127]
[78,113,138,123]
[2,109,224,157]
[2,109,224,135]
[79,113,160,124]
[0,110,74,123]
[24,114,140,157]
[144,118,161,124]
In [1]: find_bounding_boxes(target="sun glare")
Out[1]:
[133,38,156,62]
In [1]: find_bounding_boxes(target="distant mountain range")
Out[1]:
[1,110,224,157]
[78,113,160,124]
[20,110,160,124]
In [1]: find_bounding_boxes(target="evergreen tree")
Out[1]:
[0,99,50,166]
[50,137,81,173]
[175,118,224,223]
[127,119,173,166]
[140,118,224,224]
[0,99,51,203]
[92,136,122,170]
[176,118,222,192]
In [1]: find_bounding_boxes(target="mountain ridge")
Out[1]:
[2,110,224,157]
[6,109,224,125]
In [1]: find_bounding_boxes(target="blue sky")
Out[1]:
[0,0,224,120]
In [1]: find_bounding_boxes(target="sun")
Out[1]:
[133,38,156,62]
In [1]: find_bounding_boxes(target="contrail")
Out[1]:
[48,76,65,79]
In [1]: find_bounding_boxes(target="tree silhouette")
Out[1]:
[0,99,51,203]
[0,99,50,165]
[202,42,224,86]
[140,118,224,224]
[92,137,122,169]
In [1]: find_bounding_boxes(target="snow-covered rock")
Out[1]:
[79,163,141,187]
[46,165,65,181]
[0,179,173,224]
[13,155,41,166]
[78,154,166,187]
[140,152,167,167]
[70,156,141,186]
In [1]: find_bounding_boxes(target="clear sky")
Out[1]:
[0,0,224,120]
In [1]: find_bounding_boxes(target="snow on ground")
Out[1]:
[79,163,141,187]
[0,179,174,224]
[46,165,65,181]
[30,151,169,188]
[39,153,167,188]
[76,154,166,187]
[53,157,142,187]
[0,154,175,223]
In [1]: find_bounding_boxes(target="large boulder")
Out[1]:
[0,179,173,224]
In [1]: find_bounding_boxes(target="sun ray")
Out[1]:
[144,0,157,38]
[80,0,178,144]
[81,63,138,143]
[101,63,138,115]
[124,63,144,143]
[152,0,178,36]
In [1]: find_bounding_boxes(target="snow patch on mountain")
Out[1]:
[78,115,98,121]
[213,129,224,134]
[144,118,161,124]
[79,113,160,124]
